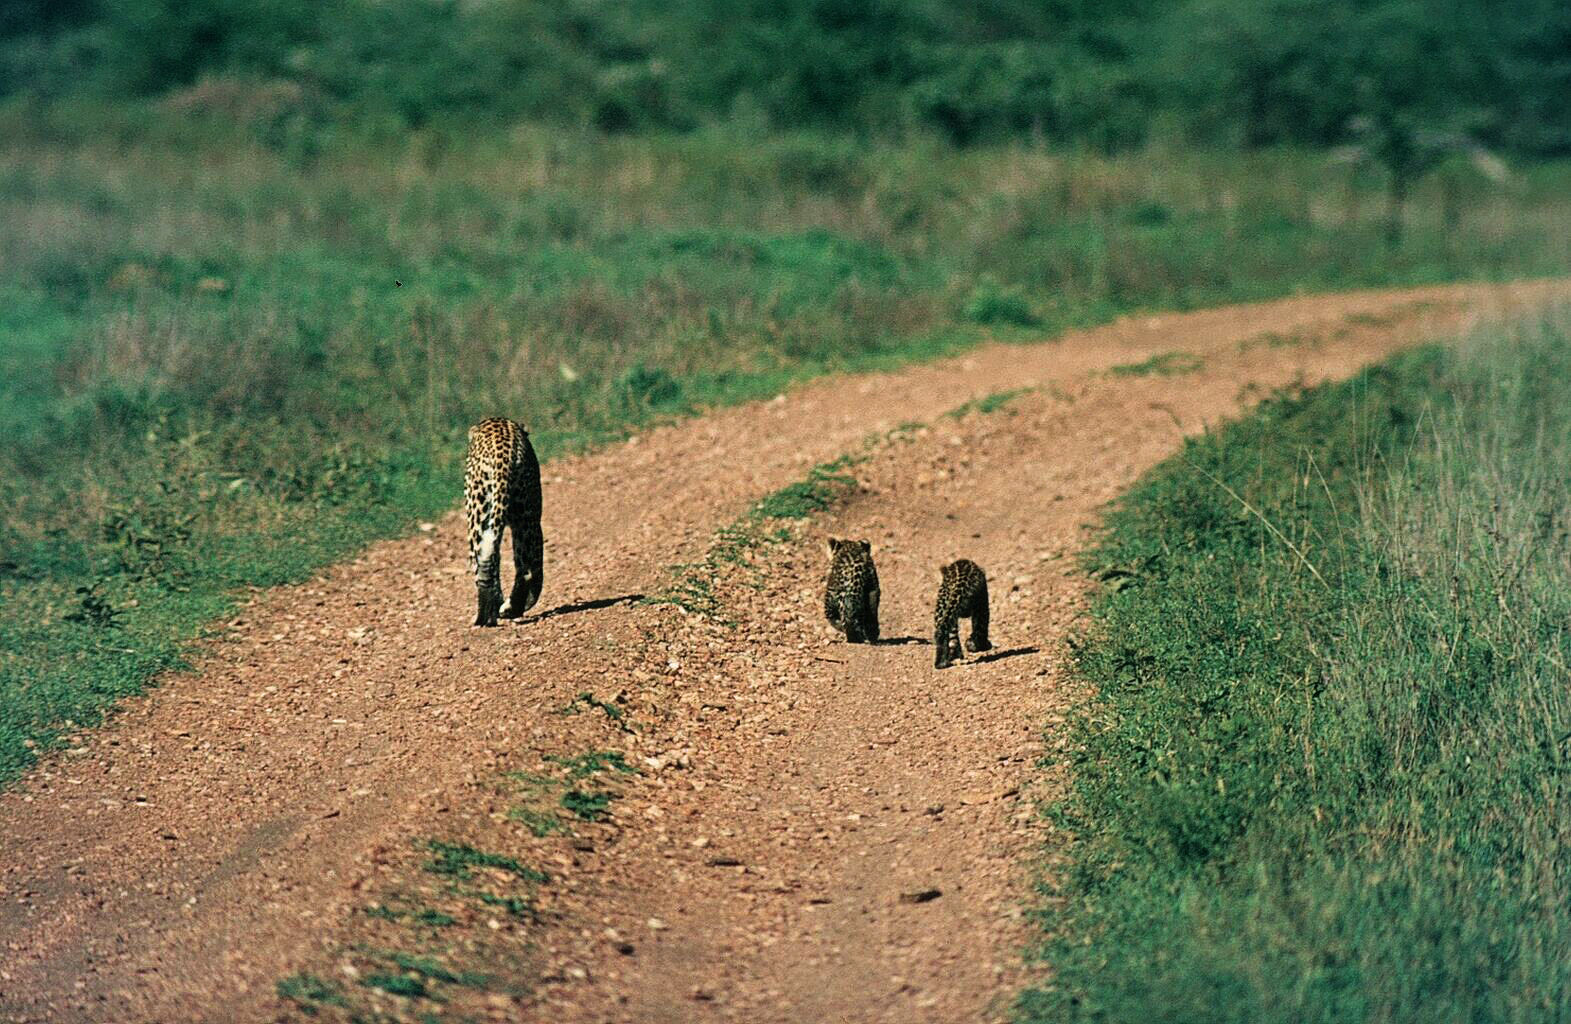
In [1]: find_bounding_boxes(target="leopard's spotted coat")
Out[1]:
[933,558,991,668]
[823,537,880,644]
[464,417,543,627]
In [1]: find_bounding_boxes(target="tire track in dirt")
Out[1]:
[0,281,1564,1022]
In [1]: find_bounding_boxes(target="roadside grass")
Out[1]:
[4,101,1571,784]
[1022,309,1571,1022]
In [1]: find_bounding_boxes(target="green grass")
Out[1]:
[560,789,616,822]
[1021,309,1571,1022]
[1106,350,1204,377]
[944,387,1036,419]
[382,952,489,990]
[3,97,1570,784]
[412,908,455,929]
[507,806,568,838]
[502,749,634,835]
[276,973,347,1015]
[751,457,862,521]
[473,892,534,920]
[419,841,548,884]
[361,972,431,1000]
[554,692,632,730]
[363,901,457,929]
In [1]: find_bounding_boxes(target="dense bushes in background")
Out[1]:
[3,0,1568,154]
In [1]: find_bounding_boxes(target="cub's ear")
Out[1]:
[825,537,840,556]
[860,540,872,554]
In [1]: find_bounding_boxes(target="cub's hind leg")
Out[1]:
[843,596,868,644]
[863,584,881,644]
[933,583,961,668]
[934,614,961,669]
[965,575,993,653]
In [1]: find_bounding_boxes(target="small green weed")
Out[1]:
[361,973,430,999]
[420,841,548,883]
[412,908,456,928]
[508,806,568,837]
[555,692,631,730]
[1106,350,1204,377]
[506,749,634,833]
[944,387,1034,418]
[276,973,347,1015]
[385,952,489,989]
[751,456,860,520]
[561,789,615,822]
[474,891,535,920]
[1238,327,1315,351]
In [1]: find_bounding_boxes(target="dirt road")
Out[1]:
[2,281,1565,1023]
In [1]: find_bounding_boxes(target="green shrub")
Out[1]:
[962,277,1041,328]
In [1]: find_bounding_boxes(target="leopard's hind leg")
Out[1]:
[470,505,504,627]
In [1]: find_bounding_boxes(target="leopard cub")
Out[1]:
[823,537,881,644]
[933,558,992,668]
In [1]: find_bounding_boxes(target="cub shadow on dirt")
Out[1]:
[869,640,1039,667]
[972,645,1039,664]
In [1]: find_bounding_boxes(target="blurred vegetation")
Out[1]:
[3,0,1568,155]
[1024,313,1571,1022]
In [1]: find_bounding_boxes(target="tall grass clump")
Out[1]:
[1023,310,1571,1022]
